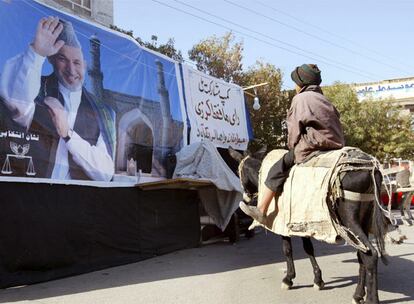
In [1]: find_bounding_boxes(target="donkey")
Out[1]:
[229,146,389,304]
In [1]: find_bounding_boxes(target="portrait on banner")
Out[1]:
[0,1,186,183]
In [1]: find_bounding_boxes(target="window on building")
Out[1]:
[54,0,92,17]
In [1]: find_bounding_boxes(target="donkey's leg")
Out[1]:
[356,244,379,304]
[399,193,405,217]
[352,252,366,304]
[402,192,414,224]
[338,200,379,304]
[400,193,410,224]
[281,236,296,289]
[301,237,324,290]
[358,241,379,304]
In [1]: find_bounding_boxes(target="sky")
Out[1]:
[113,0,414,90]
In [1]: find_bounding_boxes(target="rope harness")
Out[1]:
[331,149,394,220]
[327,148,395,251]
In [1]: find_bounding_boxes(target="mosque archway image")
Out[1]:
[117,109,154,175]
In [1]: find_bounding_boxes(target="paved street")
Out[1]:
[1,215,414,304]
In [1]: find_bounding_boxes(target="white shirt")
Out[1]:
[0,46,114,181]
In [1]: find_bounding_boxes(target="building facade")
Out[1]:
[354,77,414,117]
[354,77,414,174]
[39,0,113,27]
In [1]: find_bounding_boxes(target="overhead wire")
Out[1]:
[151,0,379,81]
[18,0,290,107]
[255,0,414,72]
[224,0,412,76]
[172,0,382,80]
[19,0,259,93]
[22,0,245,80]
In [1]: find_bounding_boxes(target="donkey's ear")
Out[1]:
[228,146,243,163]
[252,145,267,160]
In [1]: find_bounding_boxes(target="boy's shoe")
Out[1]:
[239,201,266,224]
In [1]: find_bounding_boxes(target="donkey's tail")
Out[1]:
[372,169,390,265]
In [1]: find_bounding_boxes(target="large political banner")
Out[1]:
[182,66,249,150]
[0,0,186,185]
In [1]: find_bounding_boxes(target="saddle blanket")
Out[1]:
[255,148,355,244]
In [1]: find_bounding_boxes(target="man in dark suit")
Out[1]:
[0,16,115,181]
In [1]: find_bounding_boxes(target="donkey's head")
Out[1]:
[228,145,267,203]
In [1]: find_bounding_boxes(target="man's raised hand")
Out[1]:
[32,16,65,57]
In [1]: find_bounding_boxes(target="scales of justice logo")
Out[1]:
[1,141,36,176]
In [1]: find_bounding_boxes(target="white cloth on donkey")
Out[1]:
[254,149,344,244]
[252,147,384,251]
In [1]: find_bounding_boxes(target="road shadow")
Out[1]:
[322,277,357,290]
[320,252,414,302]
[0,229,358,302]
[378,253,414,303]
[1,230,413,303]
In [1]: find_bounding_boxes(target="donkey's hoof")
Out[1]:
[313,281,325,290]
[281,278,293,290]
[402,218,410,225]
[281,282,292,290]
[352,298,364,304]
